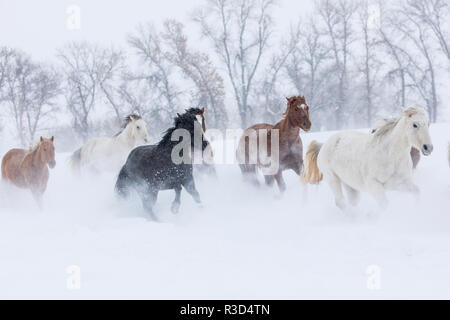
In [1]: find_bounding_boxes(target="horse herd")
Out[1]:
[1,96,449,219]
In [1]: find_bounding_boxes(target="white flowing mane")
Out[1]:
[27,141,41,154]
[114,114,141,137]
[372,107,426,142]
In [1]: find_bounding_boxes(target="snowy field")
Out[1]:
[0,124,449,300]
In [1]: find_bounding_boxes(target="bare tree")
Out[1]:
[256,25,305,124]
[0,47,15,97]
[285,21,331,114]
[317,0,359,129]
[194,0,274,128]
[97,50,126,122]
[128,23,180,118]
[317,0,356,128]
[406,0,450,61]
[377,1,410,110]
[58,42,122,141]
[163,20,228,129]
[396,2,439,122]
[2,50,60,145]
[357,0,382,126]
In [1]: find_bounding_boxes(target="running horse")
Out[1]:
[115,112,209,220]
[1,137,56,207]
[303,107,433,210]
[69,114,150,174]
[236,96,312,193]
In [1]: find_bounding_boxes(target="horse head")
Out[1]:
[176,112,209,152]
[185,107,206,132]
[285,96,311,131]
[124,114,150,144]
[402,107,433,156]
[38,136,56,169]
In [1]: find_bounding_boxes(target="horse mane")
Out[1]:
[157,113,197,147]
[372,118,400,139]
[372,107,425,140]
[186,108,203,115]
[114,114,142,137]
[26,141,41,155]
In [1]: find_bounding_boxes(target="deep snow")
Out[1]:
[0,123,449,299]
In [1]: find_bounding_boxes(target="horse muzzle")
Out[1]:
[49,161,56,169]
[422,144,433,156]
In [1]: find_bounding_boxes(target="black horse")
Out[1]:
[115,112,209,220]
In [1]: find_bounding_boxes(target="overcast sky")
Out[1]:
[0,0,314,61]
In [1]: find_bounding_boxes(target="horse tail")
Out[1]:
[301,141,323,185]
[68,148,82,174]
[115,166,131,198]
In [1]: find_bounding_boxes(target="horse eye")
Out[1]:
[413,123,418,129]
[137,126,141,130]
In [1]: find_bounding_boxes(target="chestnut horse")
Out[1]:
[1,137,56,207]
[236,96,312,193]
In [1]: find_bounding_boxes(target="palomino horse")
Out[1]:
[371,118,421,169]
[69,114,150,173]
[1,137,56,207]
[303,107,433,210]
[115,112,209,220]
[236,96,312,193]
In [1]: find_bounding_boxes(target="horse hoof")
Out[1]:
[171,203,180,214]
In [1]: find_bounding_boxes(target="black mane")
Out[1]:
[186,108,203,116]
[157,113,198,147]
[115,112,204,220]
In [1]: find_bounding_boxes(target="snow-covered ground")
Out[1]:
[0,123,449,299]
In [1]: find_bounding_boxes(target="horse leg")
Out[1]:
[343,184,360,207]
[396,180,421,203]
[324,173,346,210]
[291,161,303,177]
[31,189,44,210]
[264,175,275,187]
[274,171,287,194]
[183,180,201,204]
[171,186,182,214]
[140,189,159,221]
[367,180,388,209]
[239,164,260,187]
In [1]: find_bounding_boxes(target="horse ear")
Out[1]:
[177,113,182,118]
[185,109,189,113]
[286,97,290,102]
[40,136,44,142]
[51,136,54,142]
[201,107,205,114]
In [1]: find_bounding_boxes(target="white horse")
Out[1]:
[69,114,150,173]
[302,107,433,209]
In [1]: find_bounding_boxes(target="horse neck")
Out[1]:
[25,148,45,169]
[276,113,300,141]
[384,117,411,154]
[116,126,136,149]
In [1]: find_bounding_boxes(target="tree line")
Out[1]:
[0,0,448,146]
